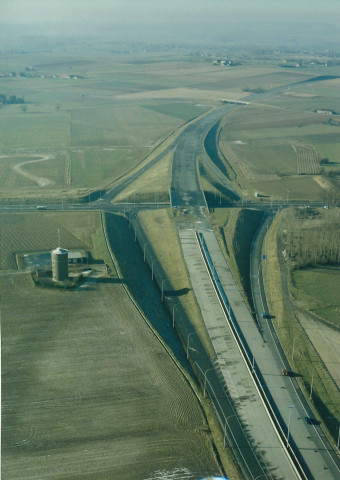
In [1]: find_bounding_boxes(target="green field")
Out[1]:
[252,176,324,200]
[292,266,340,328]
[224,142,297,176]
[69,147,150,188]
[142,102,210,120]
[0,111,70,149]
[2,48,339,202]
[217,102,340,200]
[70,105,181,147]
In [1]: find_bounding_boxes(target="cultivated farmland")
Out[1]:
[0,213,88,270]
[216,103,338,199]
[1,211,223,479]
[2,40,340,478]
[292,144,321,175]
[1,273,220,480]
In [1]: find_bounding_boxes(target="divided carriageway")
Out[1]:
[170,83,340,478]
[179,227,300,480]
[196,229,340,479]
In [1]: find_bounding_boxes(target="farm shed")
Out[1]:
[68,251,84,264]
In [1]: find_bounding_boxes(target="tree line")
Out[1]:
[0,94,25,105]
[283,207,340,268]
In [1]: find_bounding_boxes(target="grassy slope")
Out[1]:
[210,208,264,310]
[138,208,215,357]
[114,151,172,203]
[292,267,340,329]
[135,208,243,479]
[198,156,239,204]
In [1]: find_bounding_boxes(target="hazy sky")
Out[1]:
[2,0,340,26]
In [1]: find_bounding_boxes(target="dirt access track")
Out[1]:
[1,271,221,480]
[0,153,55,187]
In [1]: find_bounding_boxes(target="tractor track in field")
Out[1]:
[11,154,55,187]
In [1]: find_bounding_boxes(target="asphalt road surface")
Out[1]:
[171,104,237,208]
[250,214,340,479]
[2,76,339,478]
[170,97,340,478]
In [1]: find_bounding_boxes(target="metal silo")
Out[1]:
[51,247,68,281]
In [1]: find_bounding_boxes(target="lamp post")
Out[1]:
[291,336,295,362]
[143,243,150,262]
[172,303,178,328]
[309,373,314,400]
[203,367,215,397]
[224,414,237,447]
[151,259,156,280]
[161,279,167,302]
[252,338,256,372]
[186,332,196,359]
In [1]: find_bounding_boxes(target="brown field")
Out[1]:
[292,144,321,175]
[0,213,88,270]
[1,211,223,479]
[1,273,220,480]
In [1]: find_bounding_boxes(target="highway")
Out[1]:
[169,100,340,478]
[171,104,238,209]
[179,228,300,479]
[2,78,339,478]
[250,214,340,478]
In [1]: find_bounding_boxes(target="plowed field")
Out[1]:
[1,272,220,479]
[292,144,321,175]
